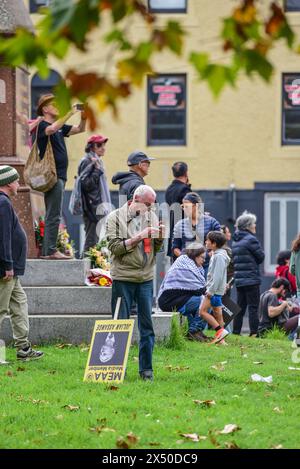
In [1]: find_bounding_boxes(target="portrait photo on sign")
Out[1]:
[88,331,129,367]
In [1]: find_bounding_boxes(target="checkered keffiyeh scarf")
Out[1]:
[158,255,206,297]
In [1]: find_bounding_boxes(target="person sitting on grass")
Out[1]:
[257,278,298,338]
[158,242,208,342]
[200,231,230,344]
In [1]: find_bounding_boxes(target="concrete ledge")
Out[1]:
[1,313,177,345]
[24,286,112,315]
[21,259,90,287]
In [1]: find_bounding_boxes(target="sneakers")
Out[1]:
[140,370,153,381]
[17,347,44,361]
[211,328,229,344]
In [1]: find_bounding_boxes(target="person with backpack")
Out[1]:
[78,134,111,255]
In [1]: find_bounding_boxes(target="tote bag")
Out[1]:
[24,128,57,193]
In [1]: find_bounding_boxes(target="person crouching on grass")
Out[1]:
[200,231,230,344]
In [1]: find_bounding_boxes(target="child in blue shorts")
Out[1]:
[200,231,230,343]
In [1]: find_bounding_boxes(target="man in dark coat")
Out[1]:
[165,162,191,258]
[78,134,111,254]
[232,211,265,336]
[0,166,43,361]
[111,151,155,201]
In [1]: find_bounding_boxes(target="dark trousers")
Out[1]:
[111,280,154,374]
[82,214,98,255]
[43,179,65,256]
[233,284,260,335]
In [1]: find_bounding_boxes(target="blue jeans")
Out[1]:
[111,280,154,374]
[178,296,207,333]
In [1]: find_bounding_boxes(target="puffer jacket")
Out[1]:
[232,230,265,287]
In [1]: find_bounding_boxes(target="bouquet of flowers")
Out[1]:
[86,268,112,287]
[85,239,110,270]
[85,239,112,287]
[57,224,75,258]
[34,217,75,258]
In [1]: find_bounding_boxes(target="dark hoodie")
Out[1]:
[111,171,144,201]
[232,229,265,287]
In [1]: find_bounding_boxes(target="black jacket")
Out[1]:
[78,155,104,222]
[0,192,27,278]
[232,229,265,287]
[165,179,191,206]
[111,171,144,201]
[165,179,191,257]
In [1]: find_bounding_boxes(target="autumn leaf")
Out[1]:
[225,441,240,449]
[116,432,139,449]
[63,405,80,411]
[106,385,119,391]
[218,424,241,435]
[116,437,129,449]
[179,433,207,442]
[193,400,216,408]
[233,0,257,25]
[89,426,116,434]
[208,430,221,448]
[126,432,140,445]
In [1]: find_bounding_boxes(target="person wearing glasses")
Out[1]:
[78,134,111,254]
[158,242,208,342]
[111,151,155,201]
[106,185,164,381]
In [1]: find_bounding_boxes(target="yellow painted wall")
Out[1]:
[27,0,300,191]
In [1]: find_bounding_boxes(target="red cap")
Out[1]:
[87,134,108,145]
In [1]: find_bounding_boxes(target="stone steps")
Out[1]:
[21,259,90,286]
[0,259,175,346]
[2,313,176,345]
[23,286,112,315]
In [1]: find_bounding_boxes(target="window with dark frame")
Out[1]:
[31,70,61,118]
[147,74,186,146]
[284,0,300,11]
[148,0,187,14]
[282,73,300,145]
[30,0,51,14]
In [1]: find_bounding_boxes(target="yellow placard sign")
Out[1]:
[83,319,134,384]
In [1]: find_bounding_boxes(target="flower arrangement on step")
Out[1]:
[57,224,75,258]
[85,239,112,287]
[34,217,75,258]
[85,239,110,270]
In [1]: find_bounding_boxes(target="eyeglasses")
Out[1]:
[95,142,105,148]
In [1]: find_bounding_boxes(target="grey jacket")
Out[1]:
[206,248,230,296]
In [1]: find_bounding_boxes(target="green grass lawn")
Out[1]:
[1,334,300,449]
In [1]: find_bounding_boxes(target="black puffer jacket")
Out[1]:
[111,171,144,200]
[232,230,265,287]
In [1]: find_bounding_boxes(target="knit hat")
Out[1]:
[0,166,20,187]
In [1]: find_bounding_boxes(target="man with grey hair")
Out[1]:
[232,211,265,336]
[106,185,164,381]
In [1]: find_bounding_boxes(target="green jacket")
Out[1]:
[290,250,300,293]
[106,202,163,283]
